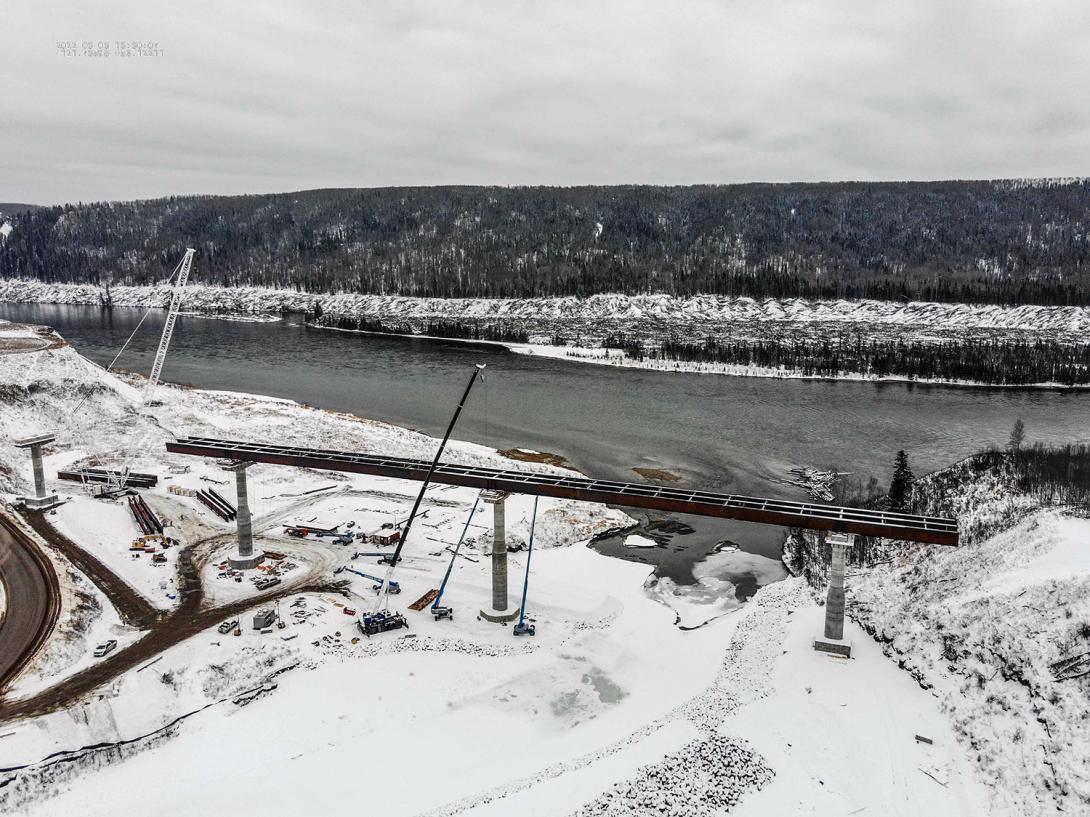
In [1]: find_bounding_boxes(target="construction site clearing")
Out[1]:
[0,333,986,817]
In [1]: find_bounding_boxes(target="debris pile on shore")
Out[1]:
[781,466,840,502]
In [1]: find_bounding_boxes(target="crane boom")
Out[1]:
[371,363,486,611]
[145,248,194,404]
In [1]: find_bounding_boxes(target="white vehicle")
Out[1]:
[218,619,239,634]
[93,639,117,657]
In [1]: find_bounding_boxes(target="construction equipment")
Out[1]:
[369,364,486,616]
[358,611,408,637]
[334,566,401,594]
[145,248,194,405]
[65,248,196,499]
[352,551,401,564]
[513,497,539,637]
[431,492,483,621]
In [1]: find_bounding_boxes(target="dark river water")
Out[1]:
[6,302,1089,595]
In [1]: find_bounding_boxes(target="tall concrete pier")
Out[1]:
[15,433,59,510]
[814,532,855,657]
[479,489,519,623]
[225,461,264,569]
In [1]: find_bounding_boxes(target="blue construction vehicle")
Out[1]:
[334,565,401,594]
[351,550,401,565]
[430,492,483,621]
[513,497,539,637]
[358,610,408,637]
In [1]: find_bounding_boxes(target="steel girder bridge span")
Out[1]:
[166,437,959,546]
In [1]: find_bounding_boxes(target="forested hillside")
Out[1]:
[1,180,1088,305]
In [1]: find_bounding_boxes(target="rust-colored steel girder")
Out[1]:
[166,437,959,546]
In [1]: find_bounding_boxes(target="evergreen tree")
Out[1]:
[1009,418,1026,451]
[888,450,915,511]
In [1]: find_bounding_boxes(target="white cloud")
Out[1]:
[2,0,1088,203]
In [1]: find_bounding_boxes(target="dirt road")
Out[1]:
[0,512,60,698]
[21,510,160,629]
[0,516,344,722]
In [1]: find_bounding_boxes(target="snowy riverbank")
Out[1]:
[2,281,1089,335]
[505,342,1090,390]
[5,280,1086,387]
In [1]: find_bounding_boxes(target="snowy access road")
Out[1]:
[0,512,60,697]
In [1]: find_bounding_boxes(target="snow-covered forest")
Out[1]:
[2,180,1089,305]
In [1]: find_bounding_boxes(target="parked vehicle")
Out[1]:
[218,619,238,634]
[93,639,118,657]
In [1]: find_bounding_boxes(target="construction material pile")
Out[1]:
[128,494,162,535]
[570,735,774,817]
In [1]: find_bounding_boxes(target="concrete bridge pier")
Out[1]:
[225,461,264,570]
[15,433,60,510]
[814,532,855,658]
[479,490,519,623]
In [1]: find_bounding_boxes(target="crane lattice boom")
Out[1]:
[145,248,194,404]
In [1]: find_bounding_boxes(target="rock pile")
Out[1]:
[571,735,774,817]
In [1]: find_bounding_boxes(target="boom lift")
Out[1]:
[431,491,483,621]
[334,565,401,594]
[513,497,540,636]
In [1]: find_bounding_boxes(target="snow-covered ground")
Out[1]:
[50,497,182,610]
[3,567,991,817]
[0,319,1026,816]
[781,443,1090,817]
[1,506,144,701]
[849,510,1090,816]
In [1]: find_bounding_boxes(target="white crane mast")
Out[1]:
[145,248,195,405]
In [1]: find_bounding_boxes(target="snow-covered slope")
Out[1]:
[2,280,1089,335]
[849,512,1090,816]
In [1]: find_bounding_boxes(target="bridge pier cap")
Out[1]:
[15,432,59,508]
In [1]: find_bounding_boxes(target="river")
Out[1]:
[5,302,1089,598]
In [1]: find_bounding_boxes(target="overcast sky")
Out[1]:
[3,1,1089,204]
